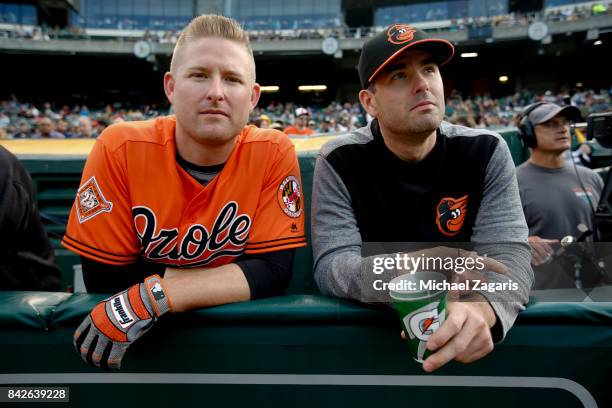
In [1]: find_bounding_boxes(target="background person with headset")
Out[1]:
[516,102,604,288]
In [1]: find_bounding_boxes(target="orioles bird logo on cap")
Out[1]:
[436,195,468,237]
[387,24,417,44]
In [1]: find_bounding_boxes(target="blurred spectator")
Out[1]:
[93,117,108,136]
[336,111,354,132]
[31,27,50,41]
[271,120,284,131]
[319,118,335,133]
[253,114,272,129]
[32,117,64,139]
[0,111,9,128]
[13,120,32,139]
[74,116,97,138]
[260,114,271,128]
[284,108,316,136]
[4,124,17,138]
[56,119,75,138]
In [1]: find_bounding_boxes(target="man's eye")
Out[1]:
[391,72,406,80]
[190,73,206,79]
[226,77,242,83]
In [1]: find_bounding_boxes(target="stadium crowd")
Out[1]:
[1,2,609,43]
[0,88,609,139]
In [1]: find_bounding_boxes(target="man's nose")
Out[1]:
[412,72,430,94]
[206,76,224,101]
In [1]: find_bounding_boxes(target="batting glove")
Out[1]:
[74,274,172,370]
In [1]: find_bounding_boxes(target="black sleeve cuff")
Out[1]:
[81,256,166,294]
[235,249,295,300]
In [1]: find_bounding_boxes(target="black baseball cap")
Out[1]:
[357,24,455,89]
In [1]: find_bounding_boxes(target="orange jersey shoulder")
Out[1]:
[243,126,294,149]
[98,116,176,152]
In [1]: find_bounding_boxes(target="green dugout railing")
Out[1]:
[0,289,611,407]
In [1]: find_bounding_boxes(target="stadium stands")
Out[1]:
[1,0,609,43]
[1,88,609,139]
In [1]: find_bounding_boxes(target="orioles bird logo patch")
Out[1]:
[387,24,417,44]
[436,194,468,237]
[75,176,113,223]
[277,176,303,218]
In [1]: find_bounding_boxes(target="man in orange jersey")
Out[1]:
[284,107,316,136]
[62,15,306,370]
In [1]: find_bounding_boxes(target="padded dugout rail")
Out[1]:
[0,291,611,407]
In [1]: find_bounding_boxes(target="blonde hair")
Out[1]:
[170,14,255,81]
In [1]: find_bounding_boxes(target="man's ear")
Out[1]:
[250,82,261,109]
[163,72,175,105]
[359,89,377,118]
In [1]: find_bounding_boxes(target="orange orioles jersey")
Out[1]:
[62,116,306,267]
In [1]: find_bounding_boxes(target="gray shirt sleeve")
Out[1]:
[470,139,534,341]
[311,154,366,299]
[312,136,534,342]
[312,153,389,302]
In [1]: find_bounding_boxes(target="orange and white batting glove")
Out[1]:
[73,274,172,370]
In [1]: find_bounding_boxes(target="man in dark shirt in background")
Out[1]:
[0,145,61,291]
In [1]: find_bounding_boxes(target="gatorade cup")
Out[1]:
[389,272,448,363]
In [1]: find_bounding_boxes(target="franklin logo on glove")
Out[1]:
[73,274,172,370]
[111,296,135,328]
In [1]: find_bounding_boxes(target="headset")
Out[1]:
[517,101,547,148]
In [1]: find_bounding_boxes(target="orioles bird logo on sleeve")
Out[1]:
[387,24,417,44]
[436,195,468,237]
